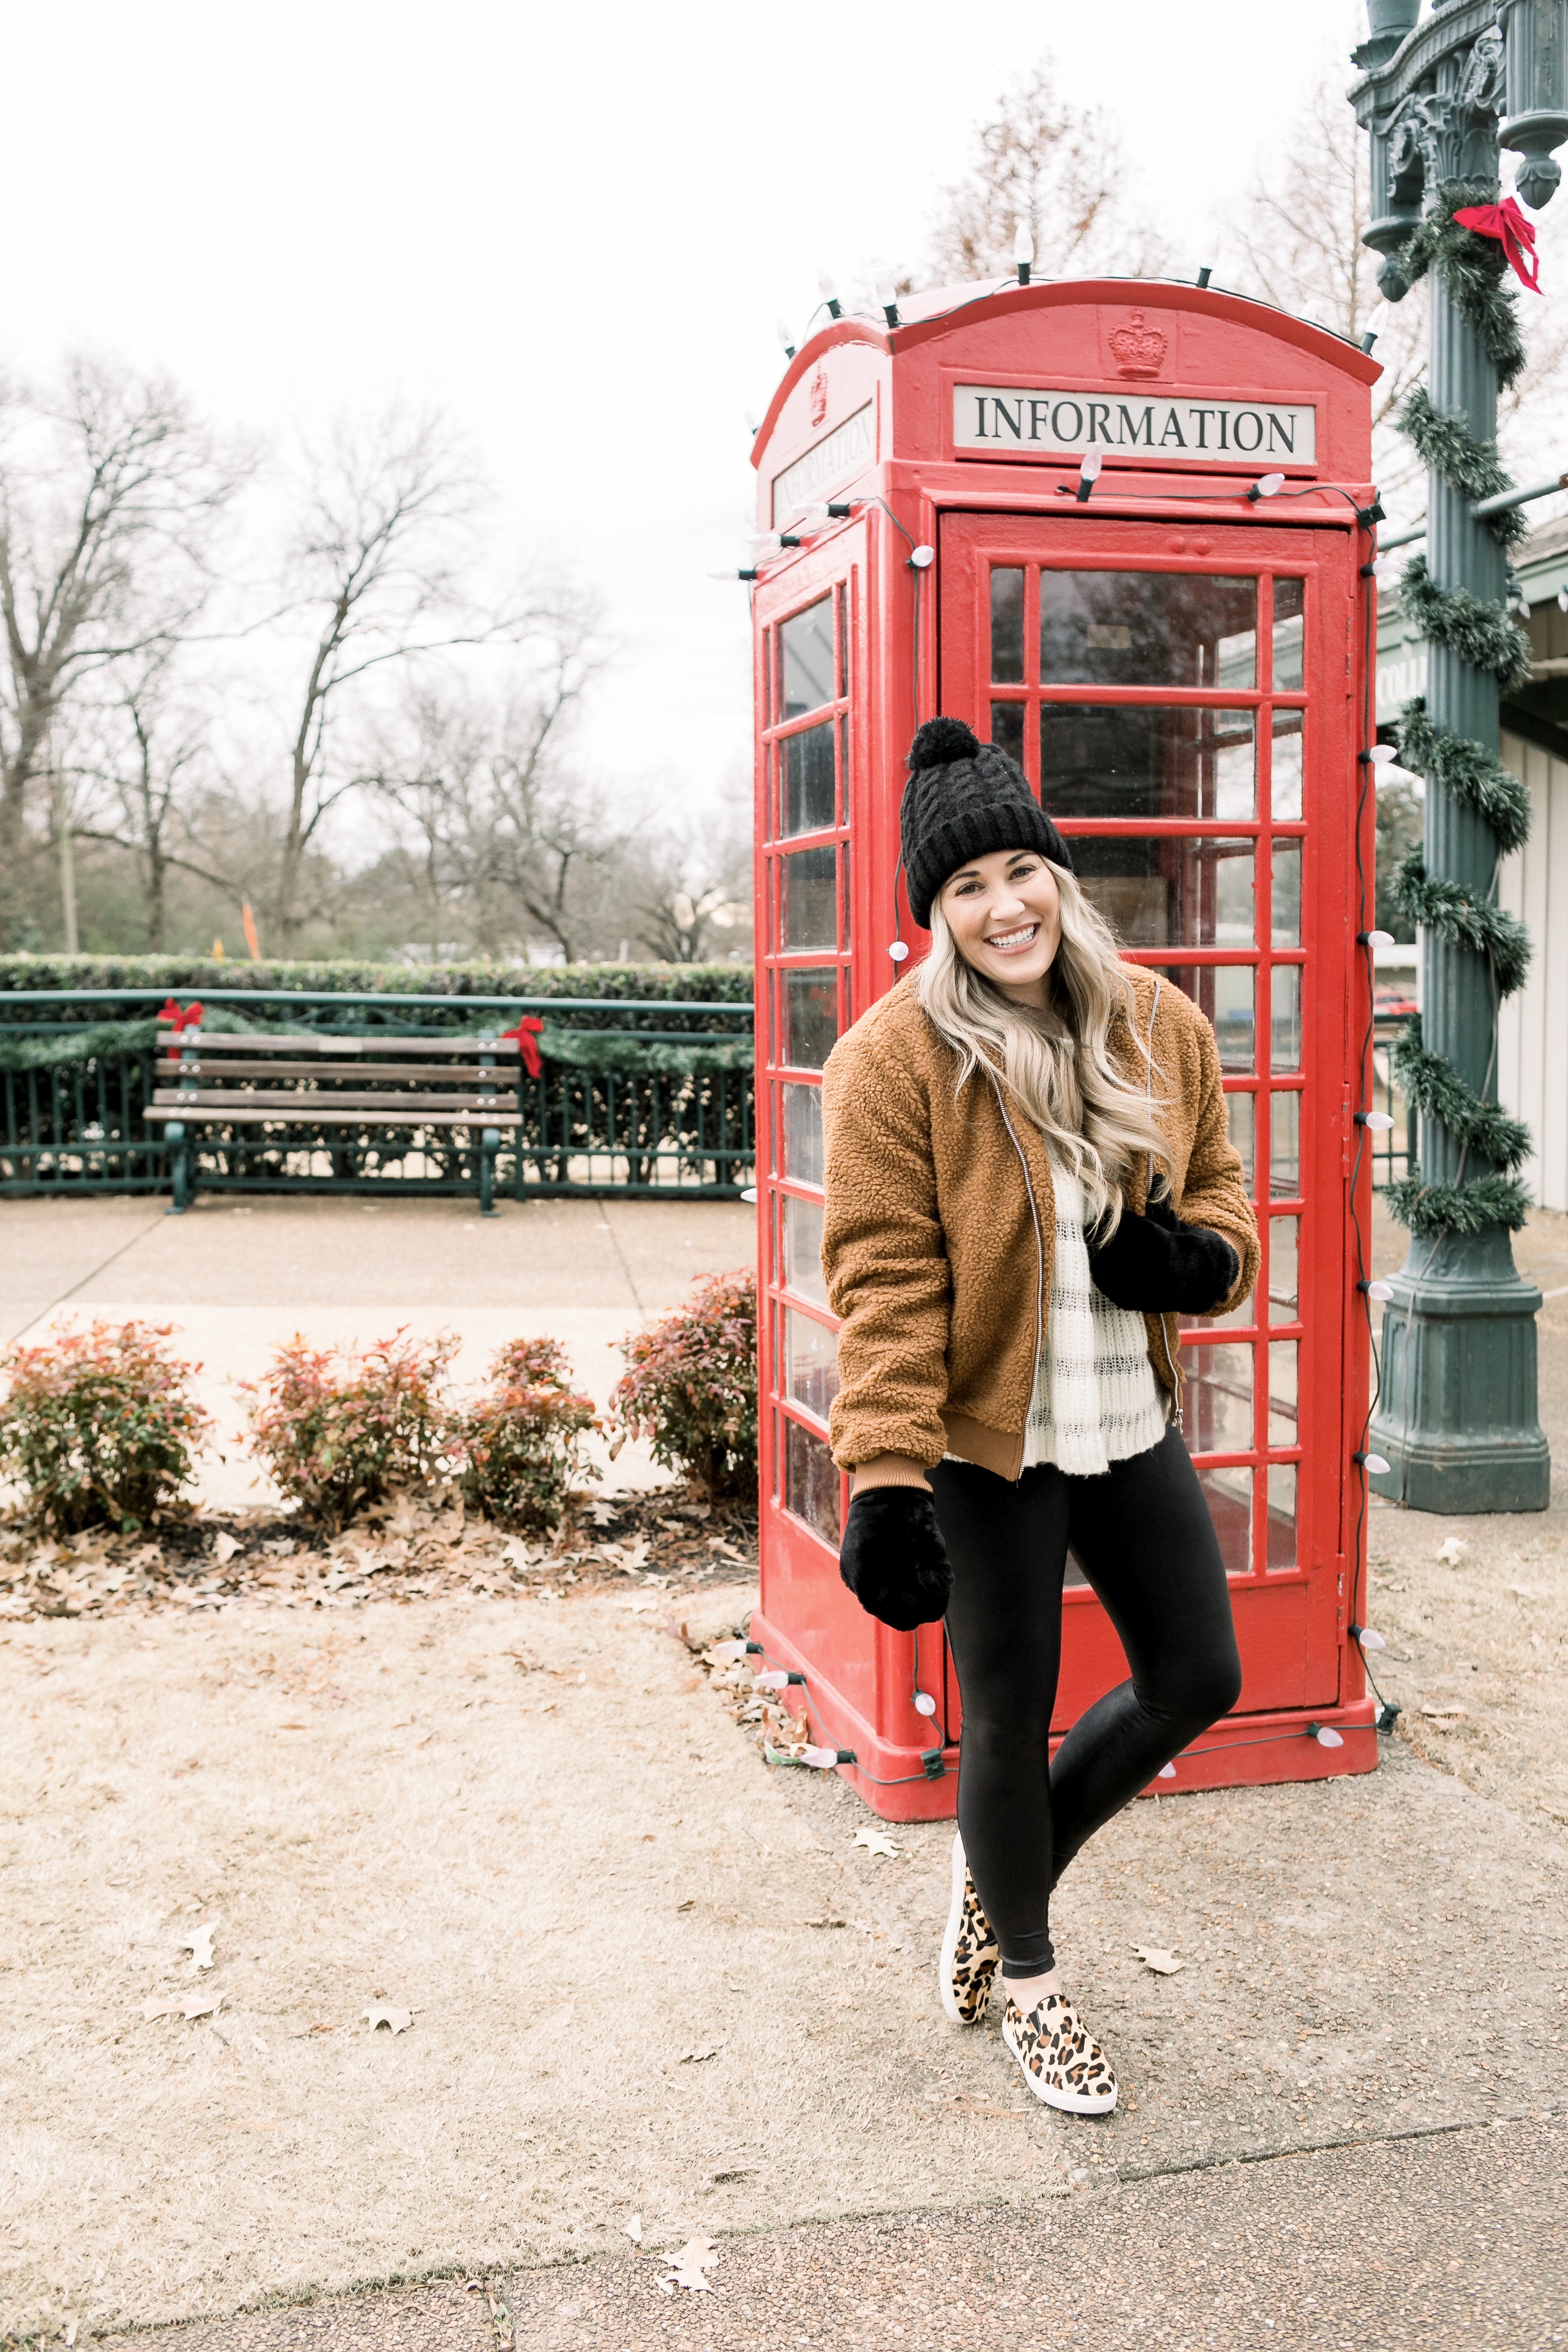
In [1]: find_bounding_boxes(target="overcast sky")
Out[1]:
[0,0,1366,811]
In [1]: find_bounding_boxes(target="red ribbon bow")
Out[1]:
[156,997,204,1033]
[1451,195,1541,292]
[500,1015,545,1078]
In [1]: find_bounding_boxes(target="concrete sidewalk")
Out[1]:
[0,1193,755,1502]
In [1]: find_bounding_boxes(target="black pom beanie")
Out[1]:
[899,717,1073,929]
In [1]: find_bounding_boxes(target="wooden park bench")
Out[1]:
[145,1019,538,1216]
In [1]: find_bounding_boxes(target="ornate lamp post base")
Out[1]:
[1371,1237,1549,1511]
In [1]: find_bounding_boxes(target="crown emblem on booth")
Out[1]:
[808,368,829,428]
[1108,310,1167,379]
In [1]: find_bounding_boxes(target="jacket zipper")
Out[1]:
[990,1076,1044,1481]
[1141,977,1184,1431]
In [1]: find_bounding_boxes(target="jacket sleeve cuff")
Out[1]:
[848,1452,935,1495]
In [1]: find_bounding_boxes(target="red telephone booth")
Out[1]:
[747,280,1384,1820]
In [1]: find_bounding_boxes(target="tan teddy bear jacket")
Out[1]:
[819,964,1259,1483]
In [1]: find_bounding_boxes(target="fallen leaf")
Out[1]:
[1420,1703,1467,1721]
[680,2043,721,2064]
[706,1536,747,1561]
[211,1531,240,1566]
[664,2235,719,2293]
[624,2212,643,2243]
[144,1992,225,2021]
[364,2004,414,2033]
[1435,1535,1466,1565]
[622,1597,657,1614]
[854,1828,899,1859]
[181,1917,219,1971]
[804,1916,848,1930]
[1132,1945,1183,1975]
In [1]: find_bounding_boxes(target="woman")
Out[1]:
[820,716,1258,2116]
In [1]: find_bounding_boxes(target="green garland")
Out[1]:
[1399,556,1532,689]
[1381,183,1537,1238]
[1396,699,1530,855]
[1391,853,1531,995]
[1389,1020,1530,1168]
[1397,388,1527,548]
[1393,178,1528,386]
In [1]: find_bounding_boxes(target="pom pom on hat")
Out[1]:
[908,716,981,772]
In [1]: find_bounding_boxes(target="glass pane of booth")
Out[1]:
[1270,1090,1301,1198]
[1268,1216,1299,1324]
[1162,964,1255,1071]
[782,968,837,1068]
[781,847,837,949]
[783,722,835,836]
[786,1306,838,1423]
[785,1415,841,1547]
[1040,707,1254,820]
[1072,837,1254,950]
[1271,839,1301,946]
[1268,1339,1298,1449]
[1271,964,1302,1071]
[782,1192,827,1305]
[783,1082,823,1186]
[1227,1089,1255,1187]
[1273,579,1305,689]
[781,597,835,718]
[1271,711,1304,818]
[991,567,1025,681]
[1184,1342,1253,1455]
[1039,572,1256,687]
[1199,1466,1252,1576]
[1266,1464,1297,1570]
[991,702,1025,764]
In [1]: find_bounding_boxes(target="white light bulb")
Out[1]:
[1254,472,1286,498]
[1558,588,1568,614]
[1362,1111,1395,1132]
[818,268,838,299]
[909,544,935,569]
[1362,1452,1392,1476]
[1313,1725,1345,1749]
[754,1670,791,1692]
[1358,1627,1387,1652]
[800,1744,841,1771]
[1367,1280,1394,1302]
[1369,744,1398,763]
[1157,1762,1177,1780]
[708,1639,749,1663]
[876,280,896,308]
[751,532,782,556]
[913,1690,937,1717]
[1080,446,1104,483]
[1013,222,1035,267]
[740,1187,759,1203]
[1366,929,1395,947]
[777,319,796,353]
[888,941,910,962]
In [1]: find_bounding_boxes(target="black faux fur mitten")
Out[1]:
[838,1485,953,1630]
[1087,1194,1240,1316]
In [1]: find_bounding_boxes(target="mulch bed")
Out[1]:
[0,1486,759,1624]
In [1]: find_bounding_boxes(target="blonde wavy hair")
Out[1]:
[916,858,1170,1236]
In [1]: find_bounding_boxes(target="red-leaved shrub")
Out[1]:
[611,1269,757,1497]
[0,1319,213,1532]
[243,1329,457,1530]
[450,1335,599,1531]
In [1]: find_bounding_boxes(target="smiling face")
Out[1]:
[937,846,1064,1010]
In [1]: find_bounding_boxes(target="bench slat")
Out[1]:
[158,1033,520,1057]
[145,1106,524,1129]
[153,1088,517,1110]
[156,1060,522,1083]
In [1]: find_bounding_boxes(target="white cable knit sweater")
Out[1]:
[1021,1159,1167,1477]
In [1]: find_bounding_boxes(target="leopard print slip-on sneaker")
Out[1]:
[1001,1990,1119,2114]
[938,1831,999,2026]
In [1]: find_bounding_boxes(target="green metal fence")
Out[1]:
[0,989,756,1200]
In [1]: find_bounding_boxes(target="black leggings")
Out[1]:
[931,1425,1242,1979]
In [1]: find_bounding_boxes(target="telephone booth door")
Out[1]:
[939,511,1356,1726]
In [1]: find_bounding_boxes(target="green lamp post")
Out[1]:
[1351,0,1567,1511]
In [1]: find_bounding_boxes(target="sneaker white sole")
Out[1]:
[938,1828,987,2026]
[1001,2010,1119,2114]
